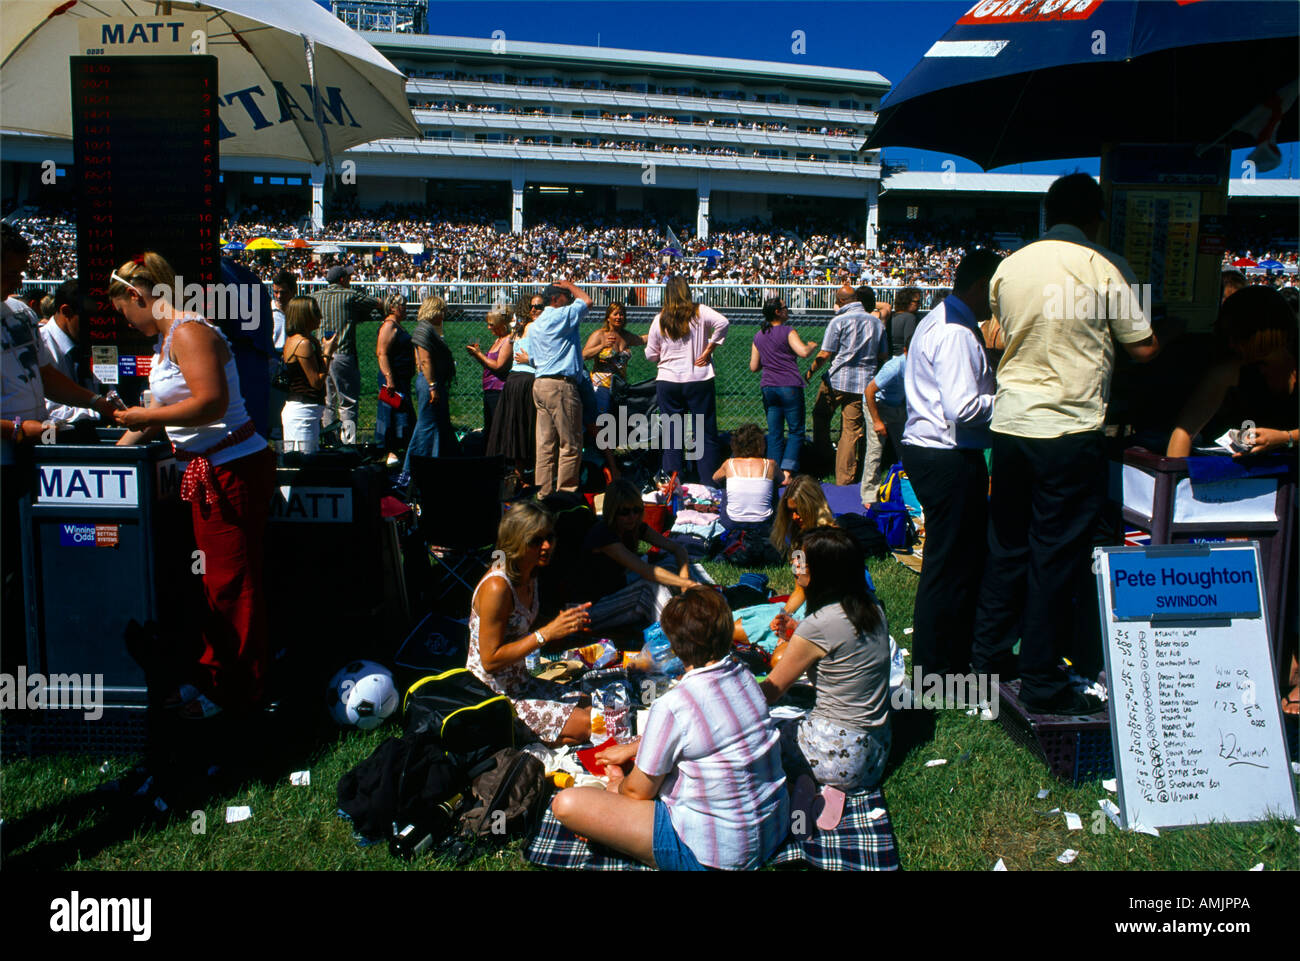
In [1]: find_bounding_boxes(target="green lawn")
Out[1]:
[356,319,808,438]
[2,553,1296,871]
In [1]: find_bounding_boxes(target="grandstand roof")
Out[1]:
[882,171,1300,199]
[364,32,891,92]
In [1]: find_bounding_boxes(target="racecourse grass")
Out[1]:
[2,553,1296,872]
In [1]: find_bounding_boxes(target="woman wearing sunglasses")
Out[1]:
[468,501,594,745]
[579,479,710,632]
[109,252,274,719]
[761,527,892,816]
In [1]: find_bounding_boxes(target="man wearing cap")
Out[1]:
[971,173,1161,716]
[311,264,382,444]
[530,279,590,497]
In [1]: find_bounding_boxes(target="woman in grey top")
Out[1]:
[761,526,891,800]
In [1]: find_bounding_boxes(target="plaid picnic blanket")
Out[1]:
[524,788,900,871]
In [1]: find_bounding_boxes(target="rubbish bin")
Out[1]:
[1111,447,1297,681]
[19,435,197,710]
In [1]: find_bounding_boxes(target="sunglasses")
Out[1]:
[616,506,643,518]
[528,532,555,548]
[530,304,544,311]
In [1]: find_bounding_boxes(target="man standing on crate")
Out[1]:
[900,250,1001,697]
[971,174,1160,716]
[311,265,382,445]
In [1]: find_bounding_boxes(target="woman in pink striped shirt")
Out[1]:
[551,587,788,870]
[645,277,729,482]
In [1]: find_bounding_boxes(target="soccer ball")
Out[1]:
[327,660,399,730]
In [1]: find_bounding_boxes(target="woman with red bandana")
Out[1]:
[111,252,274,719]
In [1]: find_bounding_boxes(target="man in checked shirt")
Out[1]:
[310,264,382,444]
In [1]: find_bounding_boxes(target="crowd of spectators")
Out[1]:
[9,203,1296,291]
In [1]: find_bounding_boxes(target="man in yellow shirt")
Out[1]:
[972,174,1160,716]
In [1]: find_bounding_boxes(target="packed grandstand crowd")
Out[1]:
[10,203,1298,289]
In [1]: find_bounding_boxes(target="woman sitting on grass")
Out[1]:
[760,527,892,813]
[551,587,789,871]
[713,422,778,531]
[579,479,711,632]
[467,502,594,746]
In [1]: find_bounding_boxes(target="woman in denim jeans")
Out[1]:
[397,295,458,486]
[750,297,819,485]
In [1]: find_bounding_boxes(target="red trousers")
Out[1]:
[190,446,275,708]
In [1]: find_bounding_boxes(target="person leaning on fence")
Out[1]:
[310,264,382,444]
[751,296,818,486]
[280,296,334,454]
[109,251,275,719]
[645,276,729,483]
[808,285,886,489]
[467,501,594,745]
[398,295,459,487]
[374,292,415,463]
[551,586,789,871]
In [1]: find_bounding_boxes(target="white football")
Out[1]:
[327,660,399,730]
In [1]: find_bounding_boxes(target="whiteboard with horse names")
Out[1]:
[1094,543,1297,830]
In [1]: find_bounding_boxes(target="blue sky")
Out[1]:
[327,0,1297,178]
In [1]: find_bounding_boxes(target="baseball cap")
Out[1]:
[326,265,353,283]
[540,283,568,303]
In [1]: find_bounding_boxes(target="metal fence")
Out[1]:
[24,279,934,438]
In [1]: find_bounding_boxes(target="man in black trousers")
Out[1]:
[971,174,1160,715]
[900,250,1002,697]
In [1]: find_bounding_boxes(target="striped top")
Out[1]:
[309,283,383,356]
[636,656,788,870]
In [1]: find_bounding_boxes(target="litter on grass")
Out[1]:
[1036,788,1051,799]
[1249,863,1264,871]
[1035,807,1061,817]
[1102,778,1117,793]
[925,759,948,768]
[1098,799,1123,829]
[992,858,1007,871]
[289,771,310,787]
[1057,849,1078,865]
[1064,812,1082,831]
[226,806,252,824]
[903,627,913,635]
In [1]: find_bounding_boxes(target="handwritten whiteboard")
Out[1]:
[1095,544,1297,829]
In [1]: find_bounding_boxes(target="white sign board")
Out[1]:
[1095,543,1297,829]
[36,464,138,508]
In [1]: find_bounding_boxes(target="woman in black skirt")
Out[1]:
[487,291,543,491]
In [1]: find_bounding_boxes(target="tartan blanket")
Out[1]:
[523,788,900,871]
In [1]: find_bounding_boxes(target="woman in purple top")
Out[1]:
[466,308,513,435]
[645,277,729,482]
[750,297,819,485]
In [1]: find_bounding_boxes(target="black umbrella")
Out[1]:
[865,0,1299,170]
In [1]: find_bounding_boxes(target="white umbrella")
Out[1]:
[0,0,419,164]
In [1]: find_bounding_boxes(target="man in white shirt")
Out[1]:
[40,279,96,425]
[972,174,1160,716]
[901,250,1002,692]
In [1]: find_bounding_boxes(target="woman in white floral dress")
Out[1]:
[467,502,594,745]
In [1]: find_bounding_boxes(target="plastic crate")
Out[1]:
[1,708,149,756]
[995,680,1115,785]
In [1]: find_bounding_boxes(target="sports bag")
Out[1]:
[456,747,548,843]
[835,511,892,558]
[403,668,516,754]
[336,735,469,841]
[865,502,915,551]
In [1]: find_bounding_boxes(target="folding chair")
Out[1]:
[408,455,505,608]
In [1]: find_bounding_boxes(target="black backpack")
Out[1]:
[456,747,548,845]
[835,511,893,558]
[403,668,517,755]
[336,735,475,842]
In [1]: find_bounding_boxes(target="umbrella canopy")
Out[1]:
[313,243,343,254]
[1,0,419,164]
[1258,258,1287,270]
[286,238,310,248]
[699,248,723,259]
[1232,257,1258,267]
[222,240,246,251]
[865,1,1299,170]
[245,237,283,250]
[658,247,681,258]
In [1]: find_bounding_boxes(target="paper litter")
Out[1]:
[1057,849,1078,865]
[225,806,252,824]
[289,771,310,787]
